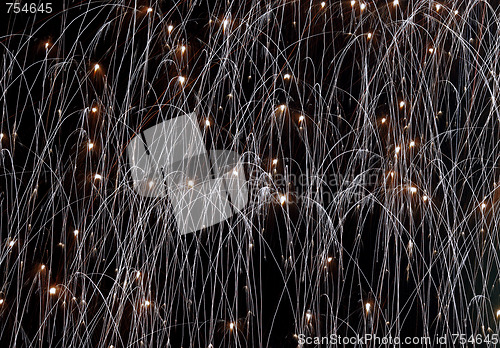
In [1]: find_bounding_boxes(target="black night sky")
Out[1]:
[1,1,500,347]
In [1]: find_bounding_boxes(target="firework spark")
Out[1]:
[1,0,499,347]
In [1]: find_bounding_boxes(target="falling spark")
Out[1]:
[280,195,287,205]
[1,1,499,346]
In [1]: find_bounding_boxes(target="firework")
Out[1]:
[1,0,499,347]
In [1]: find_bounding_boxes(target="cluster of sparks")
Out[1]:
[1,0,500,347]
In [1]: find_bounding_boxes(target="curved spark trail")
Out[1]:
[0,0,499,347]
